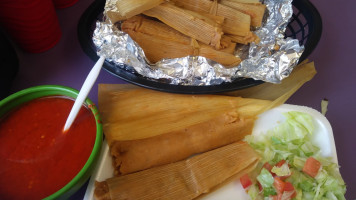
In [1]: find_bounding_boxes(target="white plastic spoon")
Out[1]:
[63,56,105,132]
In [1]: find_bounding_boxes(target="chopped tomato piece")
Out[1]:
[240,174,252,189]
[263,162,276,176]
[263,162,273,172]
[272,193,283,200]
[284,182,297,198]
[258,181,263,191]
[303,157,321,178]
[273,177,285,193]
[275,160,286,167]
[279,174,291,181]
[284,182,294,191]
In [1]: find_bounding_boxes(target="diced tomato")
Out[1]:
[263,162,276,176]
[275,160,286,167]
[284,182,297,198]
[263,162,273,172]
[258,181,263,191]
[284,182,294,191]
[272,193,283,200]
[240,174,252,189]
[273,177,285,193]
[303,157,321,178]
[279,174,291,181]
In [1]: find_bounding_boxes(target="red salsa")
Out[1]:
[0,96,97,199]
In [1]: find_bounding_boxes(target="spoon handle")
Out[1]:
[63,56,105,132]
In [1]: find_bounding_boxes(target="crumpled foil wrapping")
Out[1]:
[93,0,304,85]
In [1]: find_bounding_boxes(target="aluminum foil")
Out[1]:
[93,0,304,85]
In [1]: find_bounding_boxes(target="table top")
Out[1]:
[4,0,356,199]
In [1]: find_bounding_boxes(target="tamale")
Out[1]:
[106,11,124,24]
[227,32,260,45]
[171,0,251,36]
[110,111,255,175]
[222,0,261,4]
[220,35,235,50]
[108,0,164,23]
[199,43,241,66]
[122,15,233,49]
[123,28,193,63]
[121,15,191,44]
[94,142,260,200]
[99,88,272,143]
[121,16,240,66]
[220,0,266,27]
[143,2,223,49]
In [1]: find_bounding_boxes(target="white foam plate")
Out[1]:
[84,104,338,200]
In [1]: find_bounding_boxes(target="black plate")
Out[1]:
[77,0,322,94]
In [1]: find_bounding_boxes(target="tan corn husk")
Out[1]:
[171,0,251,36]
[123,27,193,63]
[106,11,125,24]
[223,0,261,3]
[99,88,271,143]
[199,43,241,67]
[121,15,190,44]
[110,110,255,175]
[121,16,240,66]
[220,0,266,27]
[111,0,164,22]
[94,142,260,200]
[227,32,260,45]
[143,2,223,49]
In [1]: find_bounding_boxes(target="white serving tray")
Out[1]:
[84,104,338,200]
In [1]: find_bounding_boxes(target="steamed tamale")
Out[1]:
[171,0,251,36]
[99,88,273,143]
[121,16,241,66]
[227,32,260,45]
[98,88,273,176]
[220,0,266,27]
[223,0,261,4]
[143,2,223,49]
[94,142,260,200]
[110,111,255,175]
[107,0,164,23]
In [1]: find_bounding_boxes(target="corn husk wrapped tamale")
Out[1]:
[94,142,260,200]
[227,32,260,45]
[98,87,272,175]
[110,111,255,175]
[171,0,251,36]
[106,0,164,23]
[222,0,261,4]
[143,2,223,49]
[220,0,266,27]
[121,15,241,67]
[100,88,272,143]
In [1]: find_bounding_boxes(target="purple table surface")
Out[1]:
[5,0,356,199]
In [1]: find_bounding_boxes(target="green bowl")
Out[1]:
[0,85,103,200]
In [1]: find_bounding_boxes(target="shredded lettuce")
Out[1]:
[245,111,346,200]
[271,163,291,177]
[257,168,274,189]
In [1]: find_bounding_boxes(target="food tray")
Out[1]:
[83,104,337,200]
[77,0,322,94]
